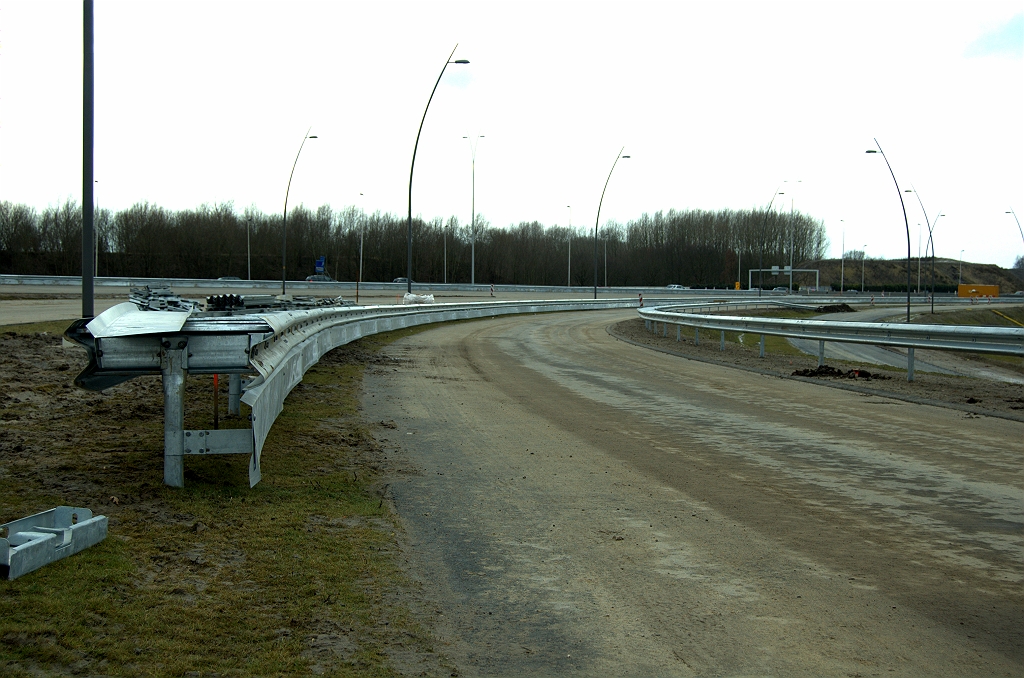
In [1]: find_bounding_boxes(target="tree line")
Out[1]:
[0,199,829,289]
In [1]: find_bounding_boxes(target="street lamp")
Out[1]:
[904,185,943,313]
[757,187,785,297]
[926,212,944,314]
[959,249,964,285]
[407,46,469,295]
[247,216,253,281]
[862,244,868,293]
[463,135,485,285]
[567,205,572,288]
[1008,209,1024,246]
[282,127,318,295]
[357,193,365,304]
[594,148,630,299]
[866,139,912,323]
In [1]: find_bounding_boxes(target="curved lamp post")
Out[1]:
[594,148,629,299]
[866,139,912,323]
[757,187,785,298]
[925,212,944,314]
[1008,208,1023,246]
[463,134,484,285]
[282,127,318,295]
[407,45,469,295]
[905,185,943,314]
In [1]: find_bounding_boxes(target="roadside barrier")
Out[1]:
[65,298,638,488]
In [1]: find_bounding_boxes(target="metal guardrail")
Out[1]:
[639,302,1024,381]
[64,298,640,488]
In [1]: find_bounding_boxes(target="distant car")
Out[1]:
[392,277,414,284]
[217,276,241,281]
[305,274,333,282]
[1013,290,1024,296]
[666,284,690,290]
[772,286,789,293]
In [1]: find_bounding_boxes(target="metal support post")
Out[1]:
[818,340,825,367]
[907,347,915,382]
[759,334,766,358]
[720,330,725,351]
[695,328,700,346]
[160,343,187,488]
[663,323,668,337]
[228,373,242,416]
[677,325,681,342]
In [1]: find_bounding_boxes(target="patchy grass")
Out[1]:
[912,305,1024,375]
[1,320,447,676]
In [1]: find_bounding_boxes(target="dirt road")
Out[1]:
[366,310,1023,676]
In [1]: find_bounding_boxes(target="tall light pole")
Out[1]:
[567,205,572,287]
[840,222,845,294]
[247,216,253,281]
[862,244,868,293]
[463,134,484,285]
[408,46,469,295]
[82,0,95,318]
[866,139,912,322]
[959,249,965,285]
[282,127,317,295]
[927,213,944,314]
[758,186,785,298]
[594,148,630,299]
[357,193,365,304]
[1008,208,1023,246]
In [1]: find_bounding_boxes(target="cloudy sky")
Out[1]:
[2,0,1022,268]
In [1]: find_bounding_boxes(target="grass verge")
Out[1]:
[1,320,444,676]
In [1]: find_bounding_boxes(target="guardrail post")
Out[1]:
[907,347,915,382]
[160,342,187,488]
[677,325,681,342]
[759,334,765,358]
[818,340,825,367]
[663,322,668,337]
[720,330,725,351]
[645,319,651,331]
[228,373,241,416]
[695,327,700,346]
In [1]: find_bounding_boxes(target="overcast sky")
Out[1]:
[1,0,1022,268]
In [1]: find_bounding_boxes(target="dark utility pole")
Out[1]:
[82,0,95,318]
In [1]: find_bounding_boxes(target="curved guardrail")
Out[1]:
[66,298,639,488]
[638,303,1024,381]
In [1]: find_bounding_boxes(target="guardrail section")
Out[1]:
[639,303,1024,382]
[66,299,638,488]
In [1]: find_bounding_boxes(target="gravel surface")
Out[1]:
[368,310,1024,676]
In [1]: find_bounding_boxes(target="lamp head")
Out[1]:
[865,149,878,154]
[308,135,318,139]
[452,59,470,64]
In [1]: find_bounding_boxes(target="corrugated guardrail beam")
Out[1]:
[67,298,639,488]
[639,305,1024,382]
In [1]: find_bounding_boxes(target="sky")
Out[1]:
[1,0,1022,268]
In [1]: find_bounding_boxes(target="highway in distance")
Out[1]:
[366,309,1023,676]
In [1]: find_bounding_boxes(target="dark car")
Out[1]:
[392,277,414,284]
[305,274,333,282]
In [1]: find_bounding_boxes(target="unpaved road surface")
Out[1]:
[367,310,1023,676]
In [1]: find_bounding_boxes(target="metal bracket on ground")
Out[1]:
[1,507,108,580]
